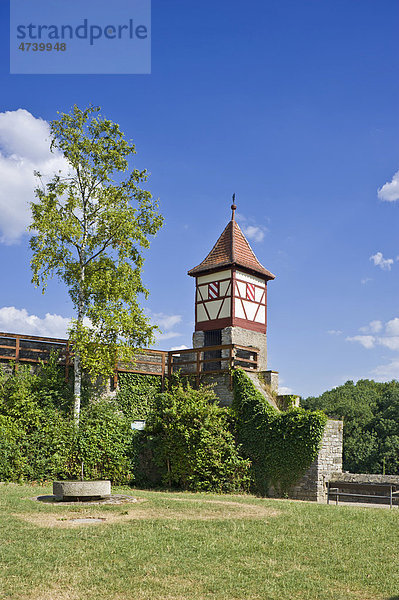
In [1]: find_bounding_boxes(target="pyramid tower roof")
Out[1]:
[188,202,275,280]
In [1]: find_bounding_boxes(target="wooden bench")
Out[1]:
[327,481,399,509]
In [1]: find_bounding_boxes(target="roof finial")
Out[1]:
[231,193,237,221]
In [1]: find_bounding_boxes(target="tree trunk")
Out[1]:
[74,204,87,426]
[73,279,85,425]
[73,350,82,424]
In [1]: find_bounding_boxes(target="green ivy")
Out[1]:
[232,369,328,496]
[116,372,162,419]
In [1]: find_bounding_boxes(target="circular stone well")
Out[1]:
[53,480,111,502]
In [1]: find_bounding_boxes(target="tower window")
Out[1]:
[208,282,220,299]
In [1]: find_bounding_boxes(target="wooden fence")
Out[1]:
[0,331,72,379]
[0,332,259,388]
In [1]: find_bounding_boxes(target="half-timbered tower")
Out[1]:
[188,200,275,371]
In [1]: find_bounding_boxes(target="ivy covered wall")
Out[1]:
[116,373,162,419]
[232,369,328,496]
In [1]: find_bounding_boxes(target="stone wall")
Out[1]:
[245,371,279,409]
[193,327,268,370]
[192,331,205,348]
[328,472,399,485]
[118,351,165,375]
[260,370,279,394]
[288,419,343,502]
[198,372,233,406]
[222,326,267,371]
[326,472,399,505]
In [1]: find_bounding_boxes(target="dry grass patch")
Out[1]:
[15,497,279,527]
[168,497,280,518]
[17,590,82,600]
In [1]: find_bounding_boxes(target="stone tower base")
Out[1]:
[287,419,343,502]
[193,325,267,371]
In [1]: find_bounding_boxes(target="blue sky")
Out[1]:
[0,0,398,397]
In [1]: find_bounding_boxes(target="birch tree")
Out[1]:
[29,105,163,423]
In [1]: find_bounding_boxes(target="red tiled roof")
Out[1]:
[188,218,275,279]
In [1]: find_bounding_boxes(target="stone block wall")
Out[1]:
[193,326,268,371]
[260,370,279,394]
[288,419,343,502]
[192,331,205,348]
[199,372,234,406]
[326,472,399,505]
[222,326,267,371]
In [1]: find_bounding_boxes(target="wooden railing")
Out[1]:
[0,331,72,379]
[167,344,258,387]
[0,332,259,388]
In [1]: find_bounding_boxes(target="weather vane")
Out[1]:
[231,193,237,220]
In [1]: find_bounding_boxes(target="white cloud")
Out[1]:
[278,385,294,395]
[169,344,189,351]
[0,306,70,338]
[151,312,182,331]
[385,317,399,336]
[377,170,399,202]
[372,359,399,381]
[346,317,399,352]
[0,109,68,244]
[346,335,375,349]
[147,311,183,346]
[236,212,268,243]
[327,329,342,336]
[359,320,383,334]
[361,277,372,285]
[241,225,265,242]
[157,331,181,342]
[379,337,399,351]
[0,305,187,346]
[369,252,394,271]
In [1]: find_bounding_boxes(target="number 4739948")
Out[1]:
[18,42,66,51]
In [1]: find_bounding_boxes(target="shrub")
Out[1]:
[145,383,250,492]
[74,399,137,484]
[0,415,26,481]
[0,362,140,484]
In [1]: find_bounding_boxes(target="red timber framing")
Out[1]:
[194,269,268,334]
[233,273,267,331]
[0,332,259,390]
[195,316,266,333]
[195,278,232,322]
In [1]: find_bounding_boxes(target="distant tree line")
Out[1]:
[302,379,399,475]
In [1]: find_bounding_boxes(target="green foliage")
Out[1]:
[303,379,399,474]
[0,363,74,481]
[116,372,162,419]
[232,369,327,495]
[0,363,137,484]
[29,104,163,420]
[0,415,26,481]
[33,352,74,413]
[73,399,136,484]
[145,383,251,492]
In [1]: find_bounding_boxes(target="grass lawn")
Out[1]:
[0,484,397,600]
